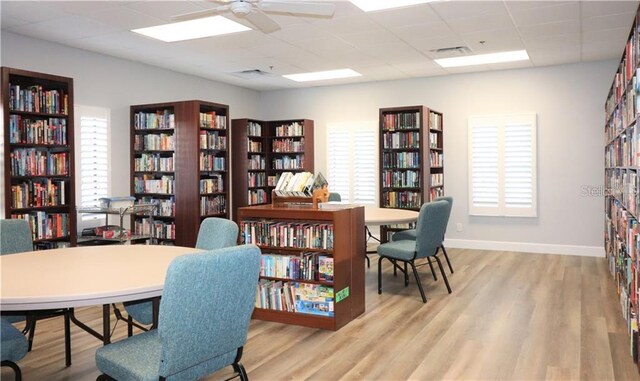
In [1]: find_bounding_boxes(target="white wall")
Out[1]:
[258,61,615,256]
[1,32,260,227]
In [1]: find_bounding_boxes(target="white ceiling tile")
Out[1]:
[124,1,207,23]
[510,2,580,26]
[583,13,636,33]
[47,1,123,16]
[0,14,29,29]
[505,1,575,13]
[522,33,580,50]
[312,15,384,37]
[445,11,515,34]
[461,28,525,53]
[338,29,405,48]
[6,15,118,42]
[430,1,508,19]
[269,23,331,43]
[83,6,165,30]
[518,20,580,38]
[406,35,469,55]
[582,41,624,62]
[390,20,457,44]
[527,45,581,66]
[581,1,639,18]
[0,2,71,23]
[583,27,632,45]
[367,4,441,27]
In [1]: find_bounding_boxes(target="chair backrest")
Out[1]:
[157,244,261,378]
[0,219,33,255]
[415,200,450,258]
[433,196,453,234]
[328,192,342,202]
[195,218,239,250]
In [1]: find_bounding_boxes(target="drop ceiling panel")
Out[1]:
[445,11,515,34]
[518,20,580,39]
[123,1,208,23]
[583,13,637,33]
[583,27,632,45]
[390,20,457,44]
[509,2,580,26]
[523,33,580,50]
[83,7,166,30]
[1,2,71,24]
[582,41,625,62]
[430,1,508,20]
[366,5,442,28]
[461,28,524,53]
[504,1,576,13]
[581,1,640,18]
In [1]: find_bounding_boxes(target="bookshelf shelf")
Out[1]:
[237,204,364,330]
[2,67,77,249]
[231,118,314,217]
[130,100,230,247]
[379,105,444,241]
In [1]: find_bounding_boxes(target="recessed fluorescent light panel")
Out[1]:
[131,16,250,42]
[349,0,434,12]
[283,69,362,82]
[434,50,529,68]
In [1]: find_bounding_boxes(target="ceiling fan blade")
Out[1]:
[244,9,281,33]
[259,0,336,16]
[172,5,229,21]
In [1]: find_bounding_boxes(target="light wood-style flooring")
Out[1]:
[2,248,639,380]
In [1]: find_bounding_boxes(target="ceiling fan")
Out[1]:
[173,0,336,34]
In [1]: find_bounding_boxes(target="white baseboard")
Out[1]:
[443,238,605,258]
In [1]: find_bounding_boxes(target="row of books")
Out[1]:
[431,151,444,167]
[11,212,69,241]
[199,131,227,150]
[248,172,266,187]
[430,187,444,200]
[382,151,420,169]
[248,154,266,170]
[605,68,640,143]
[431,173,444,187]
[382,112,420,131]
[255,281,334,317]
[382,170,420,188]
[272,155,304,170]
[271,138,305,153]
[606,168,638,217]
[134,133,174,151]
[134,110,175,130]
[199,154,225,172]
[382,190,421,209]
[248,189,268,205]
[248,140,263,152]
[9,84,69,115]
[201,195,226,216]
[382,131,420,149]
[429,112,442,130]
[134,218,175,240]
[200,176,224,194]
[10,179,66,209]
[247,122,262,136]
[274,122,304,137]
[138,197,175,217]
[429,132,439,149]
[134,154,174,172]
[199,111,226,129]
[273,171,327,197]
[260,252,333,282]
[241,220,334,250]
[10,149,68,177]
[9,116,68,145]
[134,175,174,194]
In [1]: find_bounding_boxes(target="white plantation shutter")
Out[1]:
[468,114,537,217]
[327,122,377,205]
[77,106,110,221]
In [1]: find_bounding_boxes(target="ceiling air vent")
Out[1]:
[231,69,272,79]
[430,46,472,57]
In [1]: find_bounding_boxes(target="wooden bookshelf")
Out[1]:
[130,100,229,247]
[231,118,314,219]
[2,67,77,248]
[604,3,640,370]
[378,105,444,241]
[237,203,364,330]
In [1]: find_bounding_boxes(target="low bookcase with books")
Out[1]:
[237,203,364,330]
[379,105,444,241]
[231,118,314,218]
[2,67,77,248]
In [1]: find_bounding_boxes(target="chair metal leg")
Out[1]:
[404,262,409,286]
[232,362,249,381]
[441,245,454,273]
[392,259,397,276]
[427,257,438,281]
[434,255,452,294]
[378,256,384,295]
[2,360,22,381]
[64,309,72,367]
[127,315,134,337]
[409,260,427,303]
[27,316,36,351]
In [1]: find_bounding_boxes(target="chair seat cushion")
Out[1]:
[96,330,161,381]
[124,300,154,325]
[2,314,25,324]
[391,229,417,241]
[1,318,28,363]
[377,240,417,261]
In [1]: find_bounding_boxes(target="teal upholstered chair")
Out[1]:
[123,218,240,335]
[96,244,261,381]
[392,196,454,275]
[377,200,452,303]
[1,318,29,381]
[328,192,342,202]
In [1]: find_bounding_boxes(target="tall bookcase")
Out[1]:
[2,67,77,248]
[131,100,229,247]
[604,3,640,369]
[379,105,444,241]
[237,203,364,330]
[231,118,314,218]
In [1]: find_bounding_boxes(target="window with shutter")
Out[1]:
[327,122,377,205]
[77,106,110,221]
[468,114,537,217]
